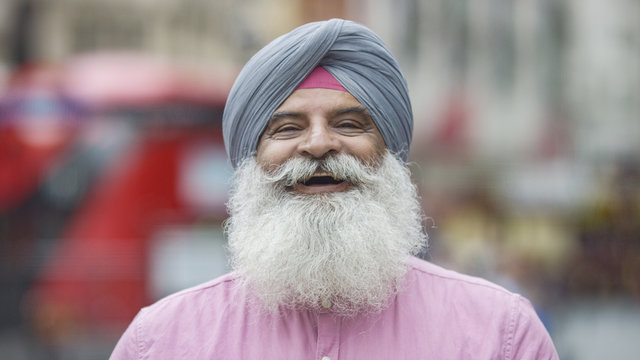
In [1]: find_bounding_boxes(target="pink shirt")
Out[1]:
[111,257,558,359]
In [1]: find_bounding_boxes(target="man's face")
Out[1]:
[256,88,386,194]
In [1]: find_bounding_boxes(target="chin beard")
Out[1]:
[225,151,428,317]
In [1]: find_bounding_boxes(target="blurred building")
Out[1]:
[2,0,638,164]
[0,0,346,72]
[3,0,245,67]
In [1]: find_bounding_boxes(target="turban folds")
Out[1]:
[222,18,413,168]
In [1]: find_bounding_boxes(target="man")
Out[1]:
[111,19,558,359]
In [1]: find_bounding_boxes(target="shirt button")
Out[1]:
[321,357,331,360]
[321,299,332,309]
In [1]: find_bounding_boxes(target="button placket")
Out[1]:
[315,312,341,360]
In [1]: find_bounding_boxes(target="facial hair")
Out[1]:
[225,151,428,317]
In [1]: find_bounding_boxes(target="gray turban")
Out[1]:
[222,18,413,168]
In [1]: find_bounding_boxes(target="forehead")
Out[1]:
[274,88,365,113]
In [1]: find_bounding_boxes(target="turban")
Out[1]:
[222,18,413,168]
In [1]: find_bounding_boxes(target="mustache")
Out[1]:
[262,154,378,188]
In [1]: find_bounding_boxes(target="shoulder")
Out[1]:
[149,272,241,308]
[407,256,517,295]
[137,271,245,325]
[405,256,529,314]
[403,257,558,359]
[111,272,246,359]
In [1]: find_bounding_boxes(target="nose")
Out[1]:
[297,122,341,159]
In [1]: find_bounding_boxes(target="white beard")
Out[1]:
[225,151,428,317]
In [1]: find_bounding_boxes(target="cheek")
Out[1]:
[256,140,297,167]
[347,137,386,162]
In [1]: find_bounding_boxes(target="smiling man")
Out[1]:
[111,19,558,359]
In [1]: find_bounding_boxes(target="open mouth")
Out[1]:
[295,172,349,193]
[302,175,344,186]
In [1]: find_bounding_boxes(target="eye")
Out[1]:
[275,124,301,133]
[338,122,359,128]
[338,122,359,129]
[267,122,303,139]
[335,120,364,133]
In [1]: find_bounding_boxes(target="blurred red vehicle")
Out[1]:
[19,53,234,341]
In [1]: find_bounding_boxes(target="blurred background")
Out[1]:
[0,0,638,359]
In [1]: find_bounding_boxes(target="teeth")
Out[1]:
[315,171,333,178]
[301,171,341,183]
[303,171,330,181]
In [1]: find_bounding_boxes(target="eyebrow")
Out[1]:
[268,106,372,127]
[270,106,370,119]
[332,106,370,119]
[269,111,303,121]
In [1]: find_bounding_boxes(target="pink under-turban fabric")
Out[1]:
[296,66,348,92]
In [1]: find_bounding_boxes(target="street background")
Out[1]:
[0,1,638,359]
